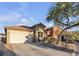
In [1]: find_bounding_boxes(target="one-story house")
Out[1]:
[5,23,46,44]
[5,23,62,44]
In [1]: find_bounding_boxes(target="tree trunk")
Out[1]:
[56,28,66,44]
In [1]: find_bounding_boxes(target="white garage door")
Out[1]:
[9,30,31,43]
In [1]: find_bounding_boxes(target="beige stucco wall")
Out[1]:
[35,27,45,41]
[6,29,33,43]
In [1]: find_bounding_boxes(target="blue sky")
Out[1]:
[0,2,55,33]
[0,2,78,33]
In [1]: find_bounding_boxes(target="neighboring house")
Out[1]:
[0,33,6,43]
[5,26,33,43]
[46,26,62,39]
[5,23,46,43]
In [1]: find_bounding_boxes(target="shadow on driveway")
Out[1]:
[27,42,75,54]
[0,43,16,56]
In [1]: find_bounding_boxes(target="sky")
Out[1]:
[0,2,78,33]
[0,2,55,33]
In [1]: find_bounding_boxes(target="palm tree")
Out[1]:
[46,2,79,44]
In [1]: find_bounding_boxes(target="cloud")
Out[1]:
[0,2,29,22]
[44,16,47,19]
[0,2,28,22]
[17,17,34,26]
[30,17,34,20]
[0,11,23,22]
[0,26,5,33]
[21,18,31,24]
[16,23,26,26]
[48,23,53,27]
[17,18,30,26]
[0,3,29,33]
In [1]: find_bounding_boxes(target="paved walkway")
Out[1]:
[9,43,71,56]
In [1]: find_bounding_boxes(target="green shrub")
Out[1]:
[47,36,56,43]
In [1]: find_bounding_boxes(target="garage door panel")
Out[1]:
[9,30,30,43]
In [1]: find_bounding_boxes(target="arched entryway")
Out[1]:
[38,31,43,42]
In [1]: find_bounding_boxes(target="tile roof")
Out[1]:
[31,23,46,28]
[5,26,33,32]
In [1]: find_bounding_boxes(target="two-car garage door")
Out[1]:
[8,30,32,43]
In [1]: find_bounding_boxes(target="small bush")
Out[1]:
[47,36,57,44]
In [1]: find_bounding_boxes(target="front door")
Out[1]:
[38,31,43,42]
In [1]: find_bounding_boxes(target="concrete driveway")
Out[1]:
[8,43,72,56]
